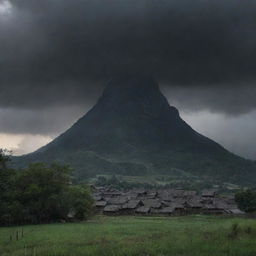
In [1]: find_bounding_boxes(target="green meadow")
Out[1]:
[1,215,256,256]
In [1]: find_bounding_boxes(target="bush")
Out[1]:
[228,223,240,239]
[235,189,256,213]
[244,226,252,234]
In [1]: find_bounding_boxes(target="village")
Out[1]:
[92,186,244,216]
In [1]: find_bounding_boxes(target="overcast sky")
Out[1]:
[0,0,256,159]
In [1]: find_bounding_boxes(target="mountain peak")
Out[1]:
[14,77,256,185]
[98,75,176,118]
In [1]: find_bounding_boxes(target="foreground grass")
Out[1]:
[1,215,256,256]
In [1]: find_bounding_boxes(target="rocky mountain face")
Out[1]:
[14,76,256,185]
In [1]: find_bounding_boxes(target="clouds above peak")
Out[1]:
[0,0,255,114]
[1,0,256,159]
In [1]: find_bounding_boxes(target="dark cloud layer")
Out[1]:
[0,0,256,114]
[162,85,256,115]
[0,106,86,135]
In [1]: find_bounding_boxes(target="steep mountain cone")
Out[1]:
[14,76,256,185]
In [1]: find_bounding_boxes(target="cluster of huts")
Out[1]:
[92,186,244,216]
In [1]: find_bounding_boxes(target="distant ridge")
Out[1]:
[13,76,256,185]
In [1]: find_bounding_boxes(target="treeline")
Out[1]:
[0,149,93,226]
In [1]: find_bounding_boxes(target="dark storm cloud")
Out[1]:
[0,105,87,135]
[162,85,256,115]
[1,0,256,113]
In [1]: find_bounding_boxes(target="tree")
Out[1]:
[0,149,15,224]
[66,185,94,220]
[14,163,74,222]
[0,149,11,170]
[235,189,256,213]
[0,161,94,225]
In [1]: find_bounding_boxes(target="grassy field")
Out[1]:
[1,215,256,256]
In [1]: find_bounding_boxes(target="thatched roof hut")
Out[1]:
[170,202,185,210]
[185,200,203,209]
[147,191,158,198]
[104,205,122,214]
[172,189,185,198]
[95,200,107,207]
[122,200,142,210]
[135,206,150,214]
[159,206,175,214]
[108,196,128,205]
[183,191,197,198]
[142,199,162,209]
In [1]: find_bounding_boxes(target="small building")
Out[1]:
[183,191,197,198]
[185,199,203,214]
[95,200,107,207]
[213,199,229,210]
[135,206,150,214]
[202,203,226,215]
[107,196,128,205]
[160,207,175,215]
[168,202,185,215]
[122,200,143,214]
[161,194,173,202]
[202,189,216,198]
[172,189,185,198]
[142,199,162,209]
[146,191,158,199]
[103,205,122,215]
[173,198,187,205]
[94,200,107,214]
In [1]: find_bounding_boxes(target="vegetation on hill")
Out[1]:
[12,78,256,186]
[0,150,93,226]
[1,215,256,256]
[94,174,241,192]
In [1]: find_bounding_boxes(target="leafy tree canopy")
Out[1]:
[0,150,94,226]
[235,189,256,213]
[0,149,11,170]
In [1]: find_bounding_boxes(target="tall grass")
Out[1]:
[0,215,256,256]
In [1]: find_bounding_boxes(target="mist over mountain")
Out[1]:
[13,77,256,185]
